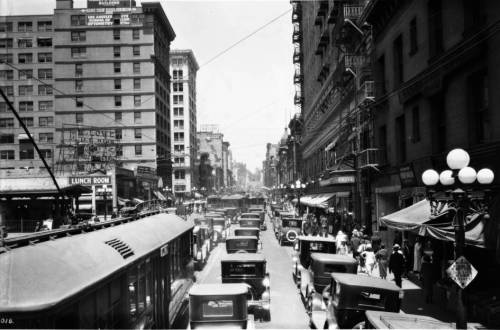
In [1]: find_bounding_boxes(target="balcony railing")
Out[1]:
[343,5,364,21]
[358,148,385,168]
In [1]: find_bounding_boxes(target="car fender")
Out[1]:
[309,292,329,329]
[299,269,312,297]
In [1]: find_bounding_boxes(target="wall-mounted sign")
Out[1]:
[399,164,417,187]
[319,175,355,186]
[136,166,156,179]
[70,176,111,186]
[87,0,135,8]
[160,244,168,257]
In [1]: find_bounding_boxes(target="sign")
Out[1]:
[136,166,156,179]
[87,0,134,8]
[447,256,478,289]
[70,176,111,186]
[399,164,417,187]
[319,175,355,186]
[160,244,168,257]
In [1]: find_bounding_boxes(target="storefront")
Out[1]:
[69,173,114,216]
[135,166,158,201]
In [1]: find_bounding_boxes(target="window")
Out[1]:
[18,22,33,32]
[115,112,122,121]
[19,101,34,112]
[174,144,184,152]
[135,144,142,155]
[114,62,121,73]
[0,134,14,143]
[19,70,33,80]
[114,79,121,90]
[393,35,403,88]
[132,29,140,39]
[134,128,142,139]
[463,0,485,35]
[19,142,34,160]
[0,38,13,48]
[40,149,52,159]
[174,157,184,165]
[71,15,86,26]
[0,150,14,160]
[0,118,14,127]
[113,14,120,25]
[75,79,83,92]
[134,111,141,123]
[39,116,53,127]
[39,132,54,143]
[71,31,86,42]
[17,38,32,48]
[113,46,120,57]
[0,22,13,32]
[430,93,446,153]
[115,129,122,139]
[0,53,13,63]
[173,107,184,116]
[71,47,86,58]
[75,63,83,77]
[116,145,123,157]
[174,170,185,179]
[38,52,52,63]
[133,62,140,73]
[0,70,14,80]
[21,117,34,127]
[0,102,7,112]
[38,69,53,79]
[76,97,83,107]
[113,29,120,40]
[395,115,406,163]
[18,85,33,96]
[411,106,420,142]
[133,78,141,89]
[133,46,140,56]
[174,120,184,129]
[39,101,53,111]
[428,0,443,58]
[18,53,32,64]
[174,132,184,142]
[38,85,53,95]
[134,95,141,106]
[37,21,52,32]
[409,17,418,55]
[467,71,490,144]
[174,185,186,192]
[37,38,52,47]
[76,113,83,123]
[173,82,183,92]
[115,96,122,107]
[173,95,184,105]
[3,86,14,96]
[173,70,183,80]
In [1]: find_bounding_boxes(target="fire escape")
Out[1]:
[292,0,304,112]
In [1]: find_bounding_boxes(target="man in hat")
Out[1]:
[389,244,405,287]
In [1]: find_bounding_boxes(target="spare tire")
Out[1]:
[286,230,298,242]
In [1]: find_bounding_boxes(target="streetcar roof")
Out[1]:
[0,214,194,312]
[190,283,249,296]
[221,253,266,262]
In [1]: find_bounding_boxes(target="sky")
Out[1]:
[1,0,296,172]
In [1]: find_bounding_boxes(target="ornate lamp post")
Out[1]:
[422,148,494,329]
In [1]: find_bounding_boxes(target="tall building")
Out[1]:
[197,125,224,192]
[0,15,55,171]
[169,49,198,197]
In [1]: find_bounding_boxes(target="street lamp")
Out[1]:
[422,148,494,329]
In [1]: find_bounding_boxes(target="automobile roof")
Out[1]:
[364,311,486,329]
[0,214,194,312]
[221,253,266,262]
[331,273,400,291]
[189,283,249,296]
[226,235,258,241]
[311,253,357,264]
[297,235,336,242]
[240,213,260,217]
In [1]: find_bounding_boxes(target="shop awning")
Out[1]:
[118,197,130,206]
[380,200,486,248]
[153,191,166,201]
[133,198,144,205]
[299,193,336,209]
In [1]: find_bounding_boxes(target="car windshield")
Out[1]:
[241,214,259,219]
[357,291,385,309]
[282,219,301,228]
[202,299,234,317]
[324,264,349,274]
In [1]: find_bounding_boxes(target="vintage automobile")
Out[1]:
[248,208,266,230]
[292,235,337,285]
[226,236,259,253]
[311,273,402,329]
[193,216,214,246]
[298,253,357,305]
[224,207,240,224]
[363,311,486,329]
[272,211,295,236]
[188,283,255,329]
[193,226,211,271]
[276,217,303,246]
[234,227,260,240]
[239,218,261,229]
[238,213,261,225]
[212,217,230,243]
[221,253,271,322]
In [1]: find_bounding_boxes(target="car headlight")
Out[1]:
[262,290,270,300]
[292,255,298,262]
[297,264,304,271]
[263,276,270,287]
[399,290,405,299]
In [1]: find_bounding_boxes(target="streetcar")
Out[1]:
[0,212,195,329]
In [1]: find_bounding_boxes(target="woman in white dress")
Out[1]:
[413,237,422,273]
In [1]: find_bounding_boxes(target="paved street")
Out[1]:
[195,213,309,329]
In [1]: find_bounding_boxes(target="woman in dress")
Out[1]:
[413,236,422,274]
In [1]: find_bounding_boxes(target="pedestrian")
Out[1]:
[34,221,41,232]
[389,244,405,287]
[361,245,376,275]
[338,241,348,255]
[376,244,389,279]
[413,237,422,275]
[335,229,347,251]
[351,233,361,259]
[421,254,434,303]
[402,239,412,278]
